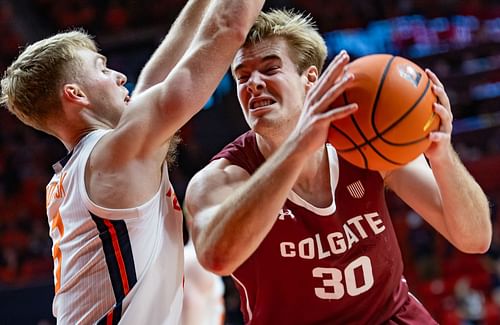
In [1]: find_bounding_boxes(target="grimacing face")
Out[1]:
[233,38,312,136]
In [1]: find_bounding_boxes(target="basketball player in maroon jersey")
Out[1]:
[184,9,492,324]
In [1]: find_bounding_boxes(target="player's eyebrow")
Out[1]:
[233,54,282,75]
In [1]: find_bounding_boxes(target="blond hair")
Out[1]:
[238,9,327,74]
[1,30,97,130]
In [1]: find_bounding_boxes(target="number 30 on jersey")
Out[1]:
[313,256,374,299]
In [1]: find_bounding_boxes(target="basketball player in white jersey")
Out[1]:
[0,0,264,323]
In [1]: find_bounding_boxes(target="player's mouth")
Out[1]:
[249,98,276,111]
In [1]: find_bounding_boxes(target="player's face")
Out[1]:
[74,48,130,126]
[233,38,309,136]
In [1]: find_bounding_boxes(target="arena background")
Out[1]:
[0,0,499,324]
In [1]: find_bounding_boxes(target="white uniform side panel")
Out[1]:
[46,130,184,324]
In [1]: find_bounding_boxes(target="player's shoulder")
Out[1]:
[191,158,250,188]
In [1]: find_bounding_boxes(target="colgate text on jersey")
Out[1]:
[279,212,386,259]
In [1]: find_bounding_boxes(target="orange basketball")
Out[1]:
[328,54,440,171]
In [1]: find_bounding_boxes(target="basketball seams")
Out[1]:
[349,110,405,168]
[371,55,396,138]
[340,77,432,150]
[376,77,433,145]
[340,91,404,169]
[328,54,437,170]
[329,124,368,168]
[330,92,369,168]
[348,55,405,168]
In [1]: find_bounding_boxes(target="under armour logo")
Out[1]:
[347,180,365,199]
[278,209,295,220]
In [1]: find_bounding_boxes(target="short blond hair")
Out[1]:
[1,30,97,130]
[237,9,327,74]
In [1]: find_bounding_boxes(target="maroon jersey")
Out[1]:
[212,131,436,325]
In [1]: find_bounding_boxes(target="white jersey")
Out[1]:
[182,240,225,325]
[46,130,184,325]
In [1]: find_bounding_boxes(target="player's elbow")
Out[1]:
[206,9,251,46]
[214,21,247,47]
[197,247,238,276]
[457,241,491,255]
[454,230,492,254]
[216,2,261,44]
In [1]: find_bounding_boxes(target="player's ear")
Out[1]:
[304,66,318,90]
[62,84,90,106]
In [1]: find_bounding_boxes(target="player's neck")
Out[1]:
[293,147,333,207]
[255,131,286,159]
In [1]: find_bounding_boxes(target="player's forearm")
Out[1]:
[146,0,264,134]
[430,147,491,253]
[196,0,264,46]
[195,142,310,275]
[134,0,211,95]
[131,0,263,150]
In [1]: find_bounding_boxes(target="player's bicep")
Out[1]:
[184,159,250,226]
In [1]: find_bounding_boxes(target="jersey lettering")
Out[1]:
[46,172,67,207]
[46,172,67,294]
[50,210,64,293]
[313,256,374,300]
[279,212,385,259]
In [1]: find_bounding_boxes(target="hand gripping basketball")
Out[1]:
[328,54,440,171]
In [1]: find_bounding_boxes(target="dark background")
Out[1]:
[0,0,499,324]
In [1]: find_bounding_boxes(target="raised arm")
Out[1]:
[86,0,265,209]
[383,70,491,253]
[116,0,265,155]
[133,0,211,95]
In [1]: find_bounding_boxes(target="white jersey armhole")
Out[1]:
[287,144,339,216]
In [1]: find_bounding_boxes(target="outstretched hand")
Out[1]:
[290,50,358,155]
[424,69,454,162]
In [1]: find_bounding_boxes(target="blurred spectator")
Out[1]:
[0,0,499,324]
[104,1,129,32]
[454,277,486,325]
[407,210,439,280]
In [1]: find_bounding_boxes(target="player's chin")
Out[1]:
[248,118,277,135]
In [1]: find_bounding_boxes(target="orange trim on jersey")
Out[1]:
[173,196,181,211]
[106,312,113,325]
[103,219,130,294]
[46,172,67,207]
[53,244,62,293]
[50,210,64,294]
[51,210,64,235]
[167,187,181,211]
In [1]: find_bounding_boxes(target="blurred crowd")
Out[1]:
[0,0,499,324]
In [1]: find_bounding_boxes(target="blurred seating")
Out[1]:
[0,0,499,324]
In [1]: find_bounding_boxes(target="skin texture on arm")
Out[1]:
[86,0,265,209]
[133,0,211,95]
[185,51,358,275]
[382,70,491,254]
[185,145,314,275]
[112,0,265,153]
